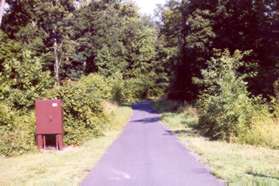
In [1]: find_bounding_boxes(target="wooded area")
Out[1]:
[0,0,278,156]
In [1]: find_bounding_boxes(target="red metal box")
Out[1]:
[35,99,63,135]
[35,99,64,150]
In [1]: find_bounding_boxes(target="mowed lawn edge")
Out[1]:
[154,102,279,186]
[0,105,132,186]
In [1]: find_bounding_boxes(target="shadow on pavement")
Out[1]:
[163,129,198,138]
[131,117,161,123]
[132,101,158,114]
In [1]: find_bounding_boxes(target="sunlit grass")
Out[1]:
[0,105,132,186]
[154,100,279,185]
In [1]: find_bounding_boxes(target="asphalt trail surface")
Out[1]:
[81,101,224,186]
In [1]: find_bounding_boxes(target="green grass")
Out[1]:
[154,100,279,186]
[0,105,132,186]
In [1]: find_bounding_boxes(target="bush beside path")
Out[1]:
[0,105,132,185]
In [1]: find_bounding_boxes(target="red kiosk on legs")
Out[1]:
[35,99,64,150]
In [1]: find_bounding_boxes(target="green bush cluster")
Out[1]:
[0,50,53,156]
[44,73,153,146]
[78,74,113,100]
[0,104,35,156]
[46,75,110,145]
[1,50,53,109]
[122,78,149,103]
[110,73,154,104]
[197,50,256,142]
[236,98,279,148]
[0,69,152,156]
[0,48,152,156]
[196,50,279,148]
[153,99,183,113]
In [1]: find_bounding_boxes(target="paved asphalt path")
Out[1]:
[81,101,224,186]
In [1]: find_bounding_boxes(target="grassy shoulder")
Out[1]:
[154,100,279,185]
[0,104,132,186]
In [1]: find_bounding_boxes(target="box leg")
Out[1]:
[36,135,43,149]
[55,134,59,150]
[57,134,64,150]
[43,135,46,149]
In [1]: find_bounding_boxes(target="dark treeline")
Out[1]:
[158,0,279,101]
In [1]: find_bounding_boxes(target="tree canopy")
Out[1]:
[158,0,279,100]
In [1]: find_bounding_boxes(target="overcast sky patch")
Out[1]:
[133,0,166,15]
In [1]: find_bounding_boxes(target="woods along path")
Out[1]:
[82,101,224,186]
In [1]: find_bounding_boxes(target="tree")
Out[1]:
[3,0,76,84]
[198,50,254,142]
[73,1,157,80]
[158,0,279,100]
[0,0,5,26]
[0,48,53,109]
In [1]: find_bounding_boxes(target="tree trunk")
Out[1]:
[54,39,60,86]
[0,0,5,27]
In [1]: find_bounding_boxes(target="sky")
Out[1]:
[133,0,167,15]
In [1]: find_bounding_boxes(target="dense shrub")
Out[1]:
[237,99,279,149]
[45,73,154,145]
[110,74,127,104]
[123,78,147,102]
[0,49,53,156]
[0,71,153,156]
[109,74,151,104]
[0,104,35,156]
[110,75,159,103]
[46,77,108,145]
[196,49,279,146]
[153,99,182,113]
[78,74,112,100]
[197,50,255,142]
[1,50,53,109]
[238,122,279,149]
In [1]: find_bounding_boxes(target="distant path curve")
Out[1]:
[81,101,224,186]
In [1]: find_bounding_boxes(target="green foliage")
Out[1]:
[95,45,126,76]
[0,31,22,63]
[186,9,215,55]
[123,78,148,102]
[153,99,182,113]
[237,99,279,149]
[125,76,148,99]
[109,73,157,103]
[238,122,279,149]
[0,71,151,156]
[110,75,139,104]
[0,33,53,156]
[78,74,112,100]
[1,50,53,109]
[45,73,153,145]
[0,104,35,157]
[71,1,158,79]
[159,0,279,100]
[110,74,127,104]
[1,0,165,99]
[197,50,255,141]
[46,76,108,145]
